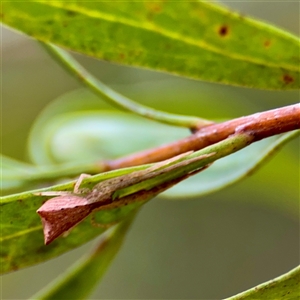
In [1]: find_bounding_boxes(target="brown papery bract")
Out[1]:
[37,195,96,245]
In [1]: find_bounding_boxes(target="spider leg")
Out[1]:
[34,191,72,196]
[74,173,92,193]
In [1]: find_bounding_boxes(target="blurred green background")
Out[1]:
[1,1,299,299]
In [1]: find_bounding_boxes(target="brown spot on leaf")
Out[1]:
[218,25,229,37]
[283,74,294,84]
[145,3,162,13]
[264,40,271,48]
[119,53,125,60]
[66,10,77,17]
[145,3,162,20]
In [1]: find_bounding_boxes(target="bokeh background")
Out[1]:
[1,1,299,299]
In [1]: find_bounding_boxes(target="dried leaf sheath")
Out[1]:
[37,196,101,245]
[37,154,213,244]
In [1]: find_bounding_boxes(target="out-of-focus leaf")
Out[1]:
[0,155,38,191]
[43,43,210,129]
[30,111,188,164]
[27,95,299,203]
[31,215,135,300]
[162,131,299,198]
[27,89,189,165]
[225,265,300,300]
[27,90,115,165]
[0,154,106,193]
[1,1,299,89]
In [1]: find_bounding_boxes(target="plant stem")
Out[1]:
[40,44,300,171]
[5,104,298,184]
[105,104,300,169]
[42,43,212,129]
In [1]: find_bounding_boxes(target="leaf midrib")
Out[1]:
[0,225,42,242]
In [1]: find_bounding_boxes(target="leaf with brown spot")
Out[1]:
[1,1,299,89]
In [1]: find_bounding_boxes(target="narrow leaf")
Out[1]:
[31,215,136,300]
[26,106,300,203]
[36,152,204,245]
[225,266,300,300]
[163,131,300,198]
[0,166,146,273]
[42,42,210,129]
[1,1,299,89]
[0,155,106,192]
[0,134,252,273]
[1,155,38,191]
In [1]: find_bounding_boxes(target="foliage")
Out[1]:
[1,1,299,299]
[1,1,299,89]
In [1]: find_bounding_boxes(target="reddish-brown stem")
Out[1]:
[103,104,300,170]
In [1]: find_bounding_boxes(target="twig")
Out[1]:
[41,43,299,174]
[104,104,300,170]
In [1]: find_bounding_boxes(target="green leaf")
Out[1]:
[27,89,115,165]
[225,266,300,300]
[42,43,211,129]
[0,158,172,273]
[163,131,299,198]
[0,153,107,193]
[26,94,300,204]
[1,1,299,89]
[1,134,252,273]
[31,215,136,300]
[0,155,38,191]
[0,166,146,274]
[29,111,188,165]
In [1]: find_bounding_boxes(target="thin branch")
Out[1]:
[104,104,300,170]
[41,43,299,174]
